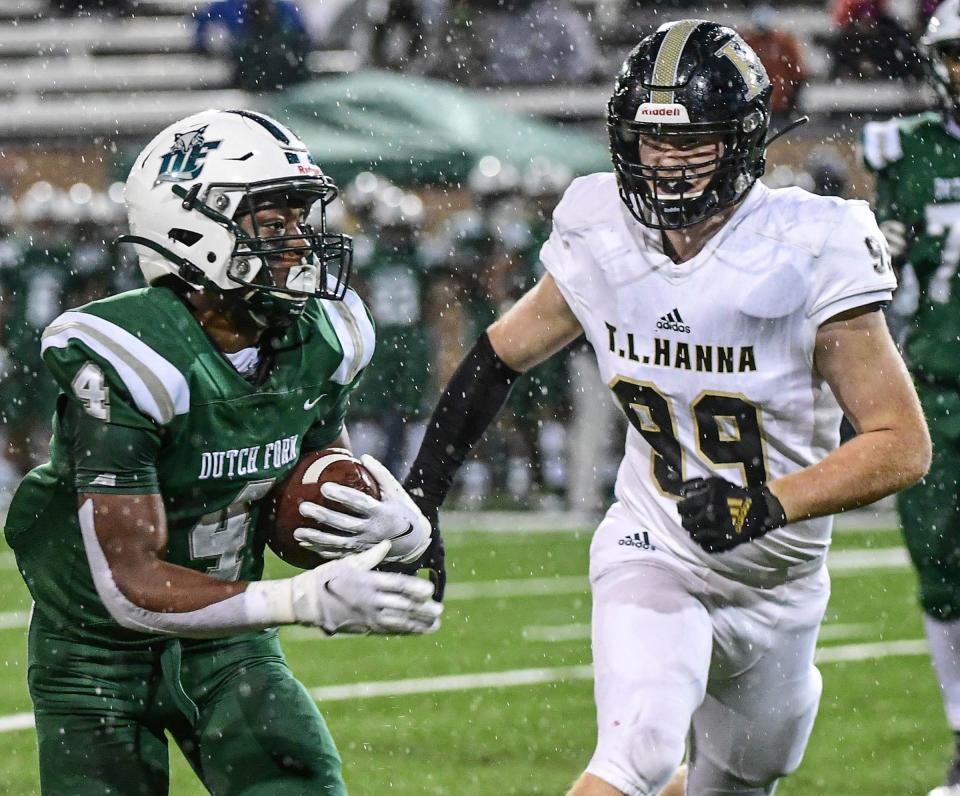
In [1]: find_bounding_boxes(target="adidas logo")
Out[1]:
[655,308,690,334]
[618,531,656,550]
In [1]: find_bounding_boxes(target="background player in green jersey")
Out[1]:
[863,3,960,794]
[3,109,442,796]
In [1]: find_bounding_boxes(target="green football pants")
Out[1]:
[898,383,960,620]
[27,618,346,796]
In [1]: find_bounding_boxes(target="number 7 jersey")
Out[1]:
[863,111,960,383]
[541,174,896,586]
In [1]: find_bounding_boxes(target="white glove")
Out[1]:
[879,219,908,259]
[294,454,431,564]
[255,541,442,635]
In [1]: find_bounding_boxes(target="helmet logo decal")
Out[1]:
[635,103,690,124]
[156,126,222,184]
[650,20,702,103]
[718,39,768,101]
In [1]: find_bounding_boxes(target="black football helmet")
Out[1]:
[608,20,773,230]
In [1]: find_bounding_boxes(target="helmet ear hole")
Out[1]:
[207,252,217,263]
[169,228,202,246]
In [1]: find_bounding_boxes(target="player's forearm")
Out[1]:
[768,425,930,522]
[78,496,286,637]
[404,332,520,510]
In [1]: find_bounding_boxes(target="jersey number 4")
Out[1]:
[611,376,768,496]
[71,362,111,421]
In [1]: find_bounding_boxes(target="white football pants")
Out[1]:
[585,502,829,796]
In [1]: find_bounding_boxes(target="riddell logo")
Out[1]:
[656,308,691,334]
[634,103,691,124]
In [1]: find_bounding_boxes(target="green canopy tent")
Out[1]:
[265,70,610,184]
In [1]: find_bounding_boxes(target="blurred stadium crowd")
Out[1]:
[0,142,863,515]
[0,157,632,514]
[0,0,946,511]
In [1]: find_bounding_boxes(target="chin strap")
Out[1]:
[114,233,219,292]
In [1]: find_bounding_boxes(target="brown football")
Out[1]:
[260,447,381,569]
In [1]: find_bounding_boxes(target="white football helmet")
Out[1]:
[122,109,352,326]
[921,0,960,114]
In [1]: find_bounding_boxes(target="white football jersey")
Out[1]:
[541,174,896,586]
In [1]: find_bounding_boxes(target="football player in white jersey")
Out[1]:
[304,19,931,796]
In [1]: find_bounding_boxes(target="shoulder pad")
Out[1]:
[807,198,896,320]
[861,113,942,171]
[318,286,375,385]
[552,172,620,233]
[861,118,904,171]
[41,305,190,425]
[747,185,851,257]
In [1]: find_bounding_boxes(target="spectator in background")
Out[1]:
[742,5,807,120]
[52,0,132,16]
[432,0,601,87]
[195,0,312,92]
[367,0,448,73]
[234,0,311,92]
[195,0,251,55]
[807,145,850,197]
[829,0,922,79]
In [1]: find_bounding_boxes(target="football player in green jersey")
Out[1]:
[863,3,960,793]
[4,109,441,796]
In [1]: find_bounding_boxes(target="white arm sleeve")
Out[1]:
[78,499,293,639]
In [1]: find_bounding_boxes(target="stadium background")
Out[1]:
[0,1,945,793]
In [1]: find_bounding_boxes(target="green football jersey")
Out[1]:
[352,249,430,416]
[5,284,374,645]
[863,112,960,380]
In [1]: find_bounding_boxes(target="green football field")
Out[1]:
[0,523,947,795]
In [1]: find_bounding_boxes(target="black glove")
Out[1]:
[410,498,446,601]
[677,477,787,553]
[380,494,446,601]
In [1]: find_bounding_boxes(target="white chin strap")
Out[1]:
[280,259,318,298]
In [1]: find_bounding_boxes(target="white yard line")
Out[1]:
[0,713,33,733]
[0,548,915,637]
[827,547,910,572]
[521,621,882,644]
[442,508,900,534]
[0,610,28,630]
[0,638,931,733]
[309,664,595,702]
[814,639,929,663]
[445,547,910,602]
[446,574,588,600]
[522,623,592,642]
[816,623,880,641]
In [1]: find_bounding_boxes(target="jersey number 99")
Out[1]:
[610,377,768,496]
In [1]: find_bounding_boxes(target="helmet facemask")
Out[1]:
[146,175,354,330]
[608,113,766,230]
[222,181,353,327]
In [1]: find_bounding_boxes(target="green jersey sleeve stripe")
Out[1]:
[324,288,375,385]
[41,311,189,425]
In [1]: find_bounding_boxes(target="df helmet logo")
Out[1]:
[156,126,221,184]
